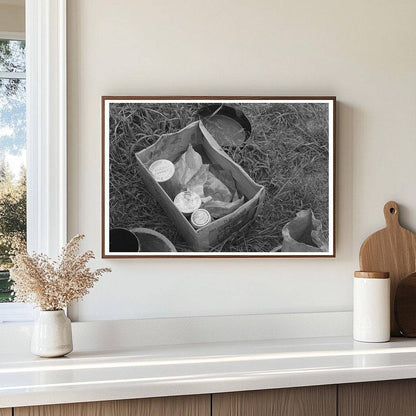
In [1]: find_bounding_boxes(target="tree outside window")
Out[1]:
[0,37,26,302]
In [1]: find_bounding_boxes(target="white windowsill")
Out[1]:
[0,303,35,324]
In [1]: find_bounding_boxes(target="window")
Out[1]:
[0,1,67,324]
[0,33,26,306]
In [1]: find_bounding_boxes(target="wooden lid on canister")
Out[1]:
[354,271,390,279]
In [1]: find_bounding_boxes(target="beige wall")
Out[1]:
[0,4,24,33]
[67,0,416,321]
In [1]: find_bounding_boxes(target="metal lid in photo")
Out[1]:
[174,191,201,215]
[191,209,212,229]
[149,159,175,183]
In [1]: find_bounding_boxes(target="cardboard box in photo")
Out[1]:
[135,121,265,252]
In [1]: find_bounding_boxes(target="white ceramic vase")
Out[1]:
[31,310,73,357]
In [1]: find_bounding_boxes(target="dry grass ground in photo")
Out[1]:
[108,102,329,252]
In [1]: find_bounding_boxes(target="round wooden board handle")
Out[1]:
[384,201,400,228]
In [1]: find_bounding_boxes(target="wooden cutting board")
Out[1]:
[395,272,416,337]
[359,201,416,335]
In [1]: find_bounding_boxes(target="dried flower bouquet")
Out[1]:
[10,234,111,311]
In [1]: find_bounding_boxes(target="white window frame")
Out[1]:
[0,0,67,323]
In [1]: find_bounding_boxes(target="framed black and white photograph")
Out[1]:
[102,97,335,257]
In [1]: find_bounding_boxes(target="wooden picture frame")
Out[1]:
[102,96,336,258]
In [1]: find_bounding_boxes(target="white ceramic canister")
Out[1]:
[353,271,390,343]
